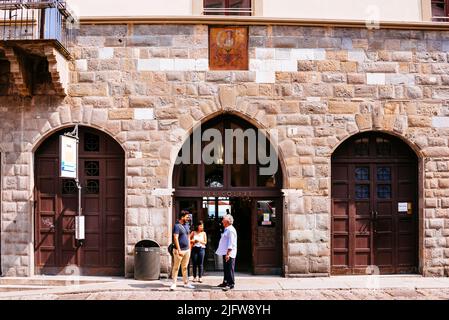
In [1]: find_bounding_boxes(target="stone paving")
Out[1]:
[1,275,449,300]
[27,288,449,300]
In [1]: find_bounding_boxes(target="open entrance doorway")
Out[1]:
[174,197,282,275]
[172,115,284,275]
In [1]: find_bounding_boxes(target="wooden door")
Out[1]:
[331,133,418,275]
[252,198,282,275]
[35,127,124,276]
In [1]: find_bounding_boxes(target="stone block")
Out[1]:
[432,117,449,128]
[68,83,109,97]
[288,257,308,273]
[219,85,237,109]
[129,96,155,108]
[329,101,359,114]
[347,73,365,84]
[256,71,275,84]
[137,59,160,71]
[303,83,332,97]
[75,59,87,71]
[433,88,449,99]
[408,116,431,128]
[392,51,413,62]
[333,85,354,98]
[107,109,133,121]
[291,49,326,61]
[255,48,275,59]
[366,73,386,85]
[98,47,114,60]
[355,114,372,130]
[347,50,367,63]
[363,62,398,73]
[317,60,340,72]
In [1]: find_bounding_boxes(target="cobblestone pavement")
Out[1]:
[3,288,449,300]
[2,275,449,300]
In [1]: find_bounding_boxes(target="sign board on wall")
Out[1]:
[60,135,78,179]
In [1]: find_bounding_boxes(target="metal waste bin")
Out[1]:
[134,240,160,280]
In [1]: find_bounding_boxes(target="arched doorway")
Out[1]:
[331,132,419,275]
[34,127,125,276]
[173,115,283,275]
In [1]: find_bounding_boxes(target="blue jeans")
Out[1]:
[191,247,205,278]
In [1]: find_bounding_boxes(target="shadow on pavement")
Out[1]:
[127,282,219,291]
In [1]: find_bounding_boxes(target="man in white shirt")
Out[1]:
[215,214,237,291]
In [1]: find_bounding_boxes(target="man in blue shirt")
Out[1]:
[215,214,238,291]
[170,210,195,291]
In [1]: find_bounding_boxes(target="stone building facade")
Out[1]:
[1,21,449,277]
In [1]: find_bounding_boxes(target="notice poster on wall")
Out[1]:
[60,135,78,179]
[398,202,408,212]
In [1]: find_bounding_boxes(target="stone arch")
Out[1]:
[30,122,127,155]
[167,109,289,190]
[330,128,424,160]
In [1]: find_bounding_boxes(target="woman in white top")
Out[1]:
[190,221,207,283]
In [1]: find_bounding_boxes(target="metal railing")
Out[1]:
[203,7,253,16]
[432,15,449,22]
[0,0,77,52]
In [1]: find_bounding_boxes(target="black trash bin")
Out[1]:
[134,240,160,280]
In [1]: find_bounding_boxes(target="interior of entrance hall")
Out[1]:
[175,197,280,274]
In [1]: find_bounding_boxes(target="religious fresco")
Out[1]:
[209,26,248,70]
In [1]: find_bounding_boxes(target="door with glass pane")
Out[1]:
[252,199,282,275]
[331,132,418,275]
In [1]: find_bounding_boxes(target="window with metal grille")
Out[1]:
[432,0,449,21]
[84,133,100,152]
[204,0,252,16]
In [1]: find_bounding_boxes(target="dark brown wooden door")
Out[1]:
[35,127,124,276]
[252,199,282,275]
[331,133,418,275]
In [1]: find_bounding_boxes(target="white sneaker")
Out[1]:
[184,283,195,289]
[170,284,176,291]
[193,277,198,282]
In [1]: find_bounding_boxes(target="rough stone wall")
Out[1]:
[0,58,10,96]
[1,24,449,276]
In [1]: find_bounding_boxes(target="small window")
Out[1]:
[85,161,100,176]
[354,138,369,157]
[355,185,370,199]
[377,167,391,181]
[432,0,449,21]
[62,179,77,195]
[204,0,252,16]
[84,133,100,152]
[377,185,392,199]
[86,180,100,194]
[355,167,370,181]
[376,138,392,157]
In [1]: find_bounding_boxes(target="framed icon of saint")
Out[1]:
[209,26,249,70]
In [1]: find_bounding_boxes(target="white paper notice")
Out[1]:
[398,202,408,212]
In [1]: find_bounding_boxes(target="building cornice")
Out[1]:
[78,15,449,31]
